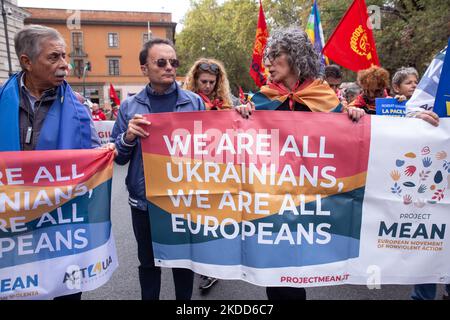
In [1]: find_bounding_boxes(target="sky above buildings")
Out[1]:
[17,0,192,32]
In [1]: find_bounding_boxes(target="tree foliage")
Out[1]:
[320,0,450,78]
[176,0,259,93]
[262,0,311,28]
[176,0,450,91]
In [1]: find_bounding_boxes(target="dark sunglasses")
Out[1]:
[151,58,180,68]
[199,63,219,74]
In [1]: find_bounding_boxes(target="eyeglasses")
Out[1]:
[264,51,281,63]
[199,63,219,74]
[150,58,180,68]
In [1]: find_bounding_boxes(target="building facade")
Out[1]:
[24,8,177,105]
[0,0,29,84]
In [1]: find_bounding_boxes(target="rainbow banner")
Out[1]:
[0,149,117,299]
[306,0,329,67]
[142,111,450,287]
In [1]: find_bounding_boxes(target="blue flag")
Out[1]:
[406,43,447,116]
[434,38,450,117]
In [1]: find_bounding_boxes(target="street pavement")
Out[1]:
[84,164,446,300]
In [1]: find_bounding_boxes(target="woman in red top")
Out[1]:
[183,58,237,293]
[349,66,390,114]
[91,103,106,121]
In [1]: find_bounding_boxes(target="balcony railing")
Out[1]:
[69,47,88,58]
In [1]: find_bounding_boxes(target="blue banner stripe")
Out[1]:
[149,187,364,245]
[0,179,112,239]
[0,221,111,268]
[153,232,359,268]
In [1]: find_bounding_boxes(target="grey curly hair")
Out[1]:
[392,67,419,88]
[264,27,320,82]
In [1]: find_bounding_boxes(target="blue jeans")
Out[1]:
[131,207,194,300]
[412,284,450,300]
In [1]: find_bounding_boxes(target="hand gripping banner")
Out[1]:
[142,111,450,287]
[0,149,118,299]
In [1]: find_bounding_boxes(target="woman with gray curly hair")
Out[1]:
[237,27,364,120]
[236,27,365,301]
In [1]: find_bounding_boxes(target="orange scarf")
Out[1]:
[259,79,340,112]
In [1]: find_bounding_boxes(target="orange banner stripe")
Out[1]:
[0,165,112,226]
[144,154,367,224]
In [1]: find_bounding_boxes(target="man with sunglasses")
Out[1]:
[111,38,205,300]
[324,64,347,108]
[324,64,343,95]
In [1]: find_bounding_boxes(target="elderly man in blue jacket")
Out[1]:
[0,25,109,300]
[111,38,205,300]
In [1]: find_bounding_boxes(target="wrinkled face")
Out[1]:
[24,38,68,89]
[196,72,217,96]
[142,44,177,87]
[326,77,342,94]
[395,75,418,99]
[264,53,294,84]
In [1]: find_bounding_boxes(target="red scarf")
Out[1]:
[267,80,301,111]
[198,92,228,110]
[350,94,369,109]
[350,91,391,112]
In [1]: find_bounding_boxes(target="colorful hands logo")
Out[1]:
[390,148,449,207]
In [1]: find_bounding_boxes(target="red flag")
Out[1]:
[322,0,380,72]
[109,83,121,106]
[249,0,268,87]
